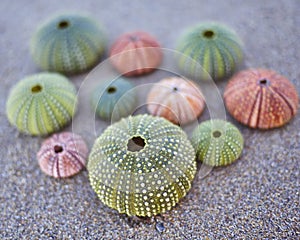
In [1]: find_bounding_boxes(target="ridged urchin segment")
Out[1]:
[91,78,137,121]
[37,132,88,178]
[6,73,77,136]
[30,14,106,74]
[88,114,196,217]
[177,22,243,81]
[147,77,205,125]
[109,31,162,76]
[224,69,299,129]
[191,119,244,166]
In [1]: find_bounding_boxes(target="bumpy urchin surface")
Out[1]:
[88,114,197,217]
[177,22,243,81]
[30,14,105,74]
[191,119,244,166]
[224,68,299,129]
[37,132,88,178]
[91,78,137,121]
[6,73,77,136]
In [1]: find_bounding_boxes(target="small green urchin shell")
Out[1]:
[177,22,243,81]
[6,73,77,136]
[91,78,137,121]
[191,119,244,166]
[88,114,197,217]
[30,14,105,74]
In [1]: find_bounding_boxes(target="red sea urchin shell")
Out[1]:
[224,68,299,129]
[37,132,88,178]
[109,31,162,76]
[147,77,205,125]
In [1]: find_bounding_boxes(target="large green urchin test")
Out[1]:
[191,119,244,166]
[30,14,106,74]
[88,114,197,217]
[91,78,137,121]
[177,22,243,81]
[6,73,77,136]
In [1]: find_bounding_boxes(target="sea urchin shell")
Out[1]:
[6,73,77,136]
[109,31,162,76]
[30,14,106,74]
[91,78,137,121]
[88,114,196,217]
[224,68,299,129]
[191,119,244,166]
[177,22,243,81]
[37,132,88,178]
[147,77,205,125]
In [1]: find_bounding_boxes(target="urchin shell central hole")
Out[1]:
[213,130,222,138]
[54,145,63,153]
[129,35,139,41]
[173,87,178,92]
[58,20,69,29]
[258,78,270,86]
[127,136,146,152]
[107,86,116,94]
[31,85,42,93]
[203,30,215,38]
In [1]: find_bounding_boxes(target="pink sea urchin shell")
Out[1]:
[37,132,88,178]
[109,31,162,76]
[147,77,205,125]
[224,68,299,129]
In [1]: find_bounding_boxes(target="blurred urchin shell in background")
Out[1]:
[91,77,137,121]
[177,22,243,81]
[6,73,77,136]
[224,68,299,129]
[37,132,88,178]
[30,14,106,74]
[191,119,244,166]
[109,31,162,76]
[88,114,197,217]
[147,77,205,125]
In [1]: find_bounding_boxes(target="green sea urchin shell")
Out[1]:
[191,119,244,166]
[91,78,137,121]
[177,22,243,81]
[6,73,77,136]
[30,14,105,74]
[88,114,197,217]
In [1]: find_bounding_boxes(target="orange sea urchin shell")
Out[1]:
[37,132,88,178]
[147,77,205,125]
[224,68,299,129]
[109,31,162,76]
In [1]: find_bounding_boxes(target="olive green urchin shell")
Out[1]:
[30,14,105,74]
[177,22,243,81]
[6,73,77,136]
[191,119,244,166]
[91,78,137,121]
[88,114,197,217]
